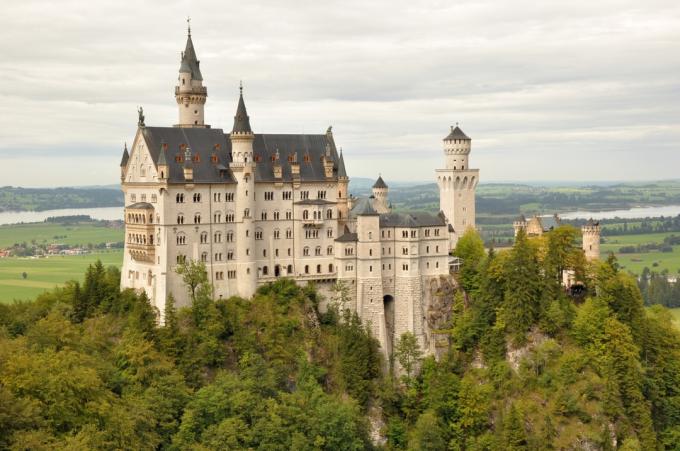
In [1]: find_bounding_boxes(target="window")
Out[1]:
[288,248,292,256]
[227,250,234,260]
[226,212,235,222]
[329,264,334,273]
[326,209,332,219]
[274,229,280,239]
[285,210,292,220]
[305,265,309,274]
[226,193,234,202]
[411,230,417,238]
[283,191,292,200]
[303,247,310,256]
[286,229,292,239]
[327,245,333,255]
[264,191,274,201]
[244,208,250,218]
[151,194,157,203]
[261,211,268,220]
[327,228,333,238]
[201,252,208,262]
[345,247,354,256]
[176,254,186,264]
[369,265,373,272]
[214,213,221,223]
[317,264,322,273]
[403,264,409,271]
[226,231,234,242]
[434,228,440,236]
[193,193,201,203]
[317,190,326,199]
[303,210,309,220]
[315,246,322,256]
[194,214,201,224]
[214,253,223,261]
[300,191,309,200]
[305,230,319,239]
[130,194,137,202]
[255,230,263,240]
[214,232,222,243]
[228,270,237,279]
[214,192,221,202]
[176,234,186,245]
[426,246,430,253]
[262,266,268,276]
[200,232,208,244]
[402,230,408,238]
[176,193,184,203]
[215,271,224,280]
[402,247,408,255]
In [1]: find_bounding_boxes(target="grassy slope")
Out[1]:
[0,250,123,303]
[601,232,680,275]
[0,222,123,248]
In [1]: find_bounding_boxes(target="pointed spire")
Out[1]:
[179,22,203,81]
[337,148,347,178]
[232,83,252,134]
[444,124,470,141]
[157,141,168,166]
[120,142,129,167]
[373,175,388,189]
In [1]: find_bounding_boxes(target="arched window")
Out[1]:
[303,210,309,220]
[326,209,333,219]
[262,266,268,276]
[316,264,321,274]
[304,265,309,274]
[303,247,310,256]
[328,264,334,273]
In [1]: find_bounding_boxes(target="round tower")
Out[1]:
[582,219,600,261]
[228,84,257,296]
[372,175,389,214]
[175,22,208,128]
[443,124,471,170]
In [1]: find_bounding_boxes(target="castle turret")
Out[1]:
[513,214,527,237]
[372,175,390,214]
[582,219,600,261]
[337,147,349,225]
[229,84,257,296]
[157,141,169,181]
[435,124,479,251]
[175,23,208,128]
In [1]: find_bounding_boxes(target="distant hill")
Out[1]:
[0,186,124,212]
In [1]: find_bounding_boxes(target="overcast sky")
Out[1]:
[1,0,679,187]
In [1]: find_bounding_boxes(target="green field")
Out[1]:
[0,250,123,303]
[0,222,124,248]
[601,232,680,275]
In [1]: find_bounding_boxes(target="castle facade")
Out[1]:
[120,30,478,354]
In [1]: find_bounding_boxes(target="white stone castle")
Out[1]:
[120,29,478,355]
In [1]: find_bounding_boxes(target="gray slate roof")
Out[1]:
[373,175,388,189]
[336,231,358,242]
[538,214,561,231]
[179,34,203,81]
[126,202,154,210]
[444,125,470,141]
[351,197,379,216]
[232,91,252,134]
[379,211,446,228]
[337,150,348,178]
[120,144,129,167]
[139,126,343,184]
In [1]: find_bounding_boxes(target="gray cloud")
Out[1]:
[0,0,678,186]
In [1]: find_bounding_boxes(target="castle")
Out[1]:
[513,214,601,261]
[119,28,478,355]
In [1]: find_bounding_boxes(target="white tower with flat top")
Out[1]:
[436,125,479,251]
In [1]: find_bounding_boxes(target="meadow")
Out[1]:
[0,250,123,303]
[0,222,123,248]
[601,232,680,275]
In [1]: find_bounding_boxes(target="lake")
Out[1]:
[561,205,680,220]
[0,204,679,226]
[0,207,123,225]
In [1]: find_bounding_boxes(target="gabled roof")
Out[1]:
[232,88,252,134]
[179,33,203,81]
[373,175,388,189]
[444,125,470,141]
[138,126,344,184]
[120,143,129,167]
[336,227,358,242]
[536,214,561,232]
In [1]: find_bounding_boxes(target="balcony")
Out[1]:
[128,242,155,263]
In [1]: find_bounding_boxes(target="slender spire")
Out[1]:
[232,83,252,134]
[120,142,129,167]
[373,175,388,189]
[337,148,347,178]
[157,141,168,166]
[179,22,203,81]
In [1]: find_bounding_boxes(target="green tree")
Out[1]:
[454,227,486,294]
[394,331,422,383]
[175,259,210,304]
[503,404,528,451]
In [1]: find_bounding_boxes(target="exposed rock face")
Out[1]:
[505,328,549,372]
[421,275,457,358]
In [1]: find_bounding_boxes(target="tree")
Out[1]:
[394,331,422,383]
[454,228,486,294]
[175,259,210,304]
[503,404,528,451]
[408,410,447,451]
[21,272,27,280]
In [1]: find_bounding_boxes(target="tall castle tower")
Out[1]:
[175,23,208,128]
[582,219,601,261]
[229,85,257,295]
[436,125,479,251]
[371,176,390,214]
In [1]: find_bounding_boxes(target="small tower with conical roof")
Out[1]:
[175,20,208,128]
[228,83,257,296]
[120,142,129,181]
[582,219,601,261]
[372,175,390,214]
[436,124,480,251]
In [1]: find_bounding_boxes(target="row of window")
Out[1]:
[381,228,441,239]
[127,212,153,224]
[175,190,335,204]
[127,233,154,245]
[129,194,157,203]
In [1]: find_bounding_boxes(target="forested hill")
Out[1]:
[2,226,680,449]
[0,186,123,212]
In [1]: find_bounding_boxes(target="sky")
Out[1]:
[0,0,679,187]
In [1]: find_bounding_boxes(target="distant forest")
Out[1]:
[0,187,123,212]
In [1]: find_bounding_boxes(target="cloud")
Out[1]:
[0,0,678,186]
